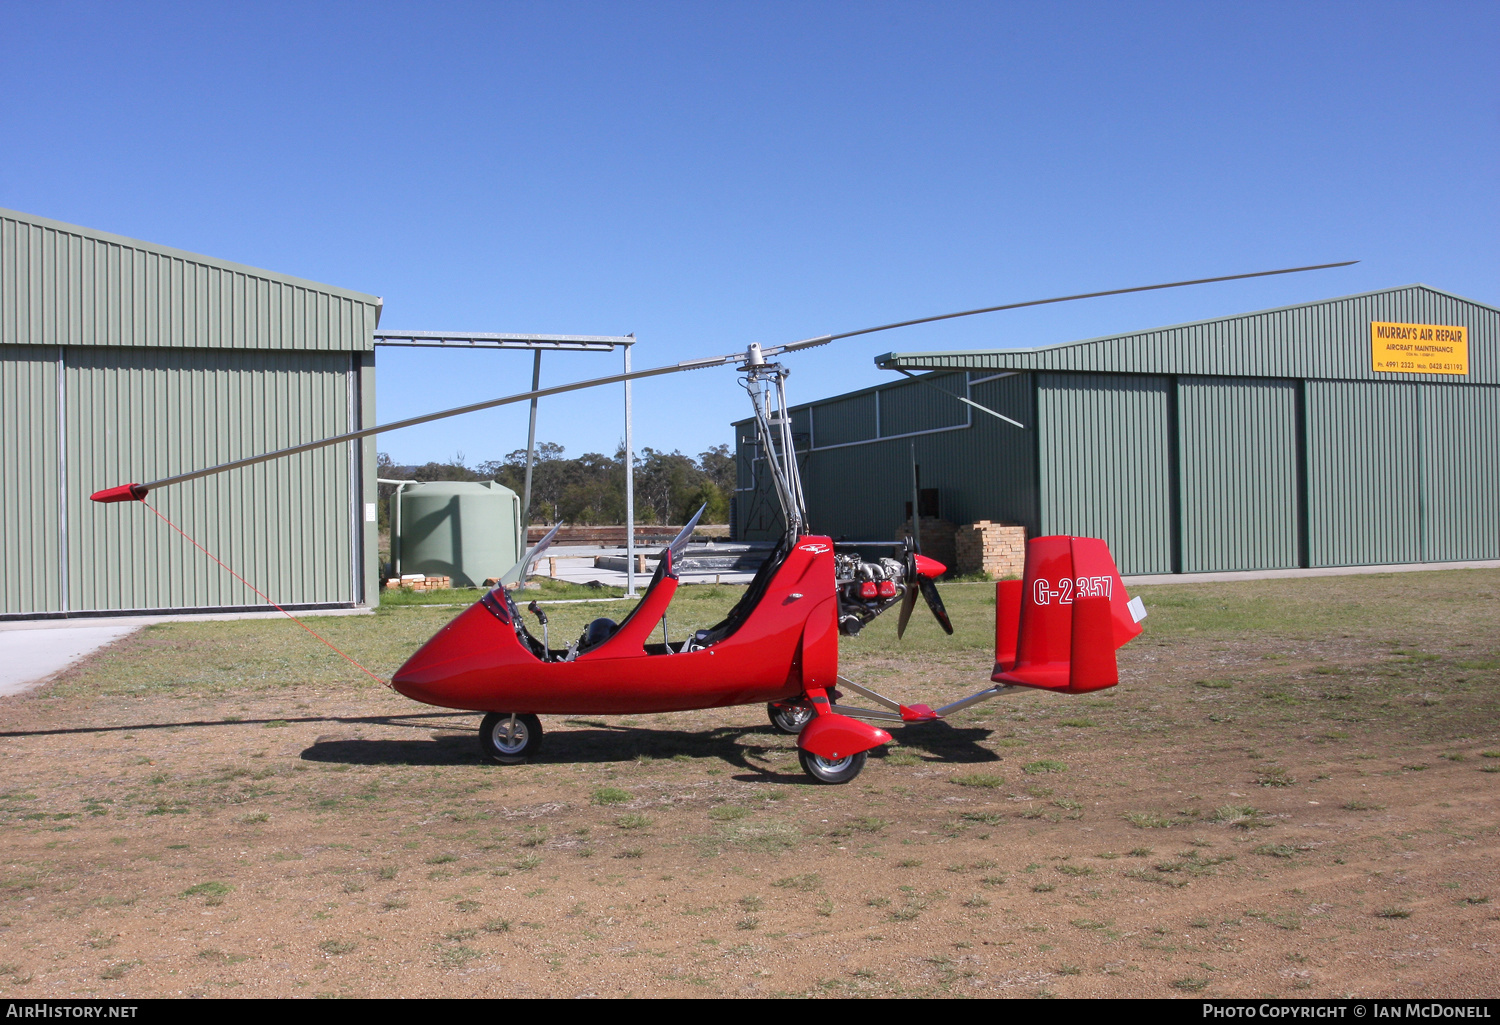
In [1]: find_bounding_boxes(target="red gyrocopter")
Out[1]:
[90,263,1353,783]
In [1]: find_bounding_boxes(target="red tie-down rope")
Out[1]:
[142,500,389,687]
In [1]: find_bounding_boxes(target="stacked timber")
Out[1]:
[384,574,454,591]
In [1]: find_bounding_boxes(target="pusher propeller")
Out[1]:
[896,548,954,638]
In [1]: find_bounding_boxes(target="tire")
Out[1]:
[798,748,867,784]
[768,702,815,735]
[479,712,542,764]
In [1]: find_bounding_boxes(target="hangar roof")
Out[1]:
[875,285,1499,385]
[1,207,380,352]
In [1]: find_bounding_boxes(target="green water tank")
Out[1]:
[396,481,523,587]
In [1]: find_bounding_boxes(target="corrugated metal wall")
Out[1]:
[0,347,62,613]
[62,348,355,611]
[744,369,1496,575]
[875,373,968,437]
[802,441,910,539]
[1,210,377,352]
[0,209,378,617]
[1037,373,1174,574]
[810,392,875,447]
[1177,376,1299,572]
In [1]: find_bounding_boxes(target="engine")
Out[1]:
[834,551,909,636]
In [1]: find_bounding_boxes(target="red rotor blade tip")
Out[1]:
[91,483,147,504]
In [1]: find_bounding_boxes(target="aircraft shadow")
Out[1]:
[301,720,1000,774]
[302,724,782,772]
[878,721,1001,764]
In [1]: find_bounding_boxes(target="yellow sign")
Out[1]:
[1371,322,1468,375]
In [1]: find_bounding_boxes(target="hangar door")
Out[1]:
[1177,376,1299,573]
[1037,373,1173,576]
[1305,381,1420,567]
[63,347,358,612]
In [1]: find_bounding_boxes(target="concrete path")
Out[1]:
[0,622,141,696]
[0,605,374,697]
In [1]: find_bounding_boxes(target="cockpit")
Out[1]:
[484,505,792,663]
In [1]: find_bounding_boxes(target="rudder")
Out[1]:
[991,535,1146,694]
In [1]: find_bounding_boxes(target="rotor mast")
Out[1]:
[740,345,808,540]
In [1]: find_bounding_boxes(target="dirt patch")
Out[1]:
[0,572,1496,997]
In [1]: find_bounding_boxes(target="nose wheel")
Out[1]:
[797,748,867,784]
[479,712,542,764]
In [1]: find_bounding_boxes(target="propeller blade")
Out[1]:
[896,582,919,640]
[918,576,955,635]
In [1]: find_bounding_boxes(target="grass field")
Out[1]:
[1,569,1497,997]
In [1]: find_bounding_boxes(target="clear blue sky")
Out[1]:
[4,1,1495,467]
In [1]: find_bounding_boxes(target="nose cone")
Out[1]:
[391,600,515,708]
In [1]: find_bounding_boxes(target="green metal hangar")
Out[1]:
[0,208,380,618]
[733,285,1499,577]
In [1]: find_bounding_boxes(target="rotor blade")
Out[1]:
[770,261,1357,355]
[918,576,955,636]
[896,582,918,640]
[893,369,1026,429]
[93,261,1354,500]
[95,353,739,498]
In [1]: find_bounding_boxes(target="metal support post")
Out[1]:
[910,441,922,553]
[521,350,542,529]
[623,340,636,597]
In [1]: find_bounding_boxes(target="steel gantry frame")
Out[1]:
[371,330,641,595]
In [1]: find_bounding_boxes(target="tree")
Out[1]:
[698,444,735,496]
[381,439,735,527]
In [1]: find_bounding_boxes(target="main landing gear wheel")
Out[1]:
[798,748,867,784]
[768,702,815,735]
[479,712,542,764]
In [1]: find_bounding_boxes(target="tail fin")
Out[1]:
[992,536,1146,694]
